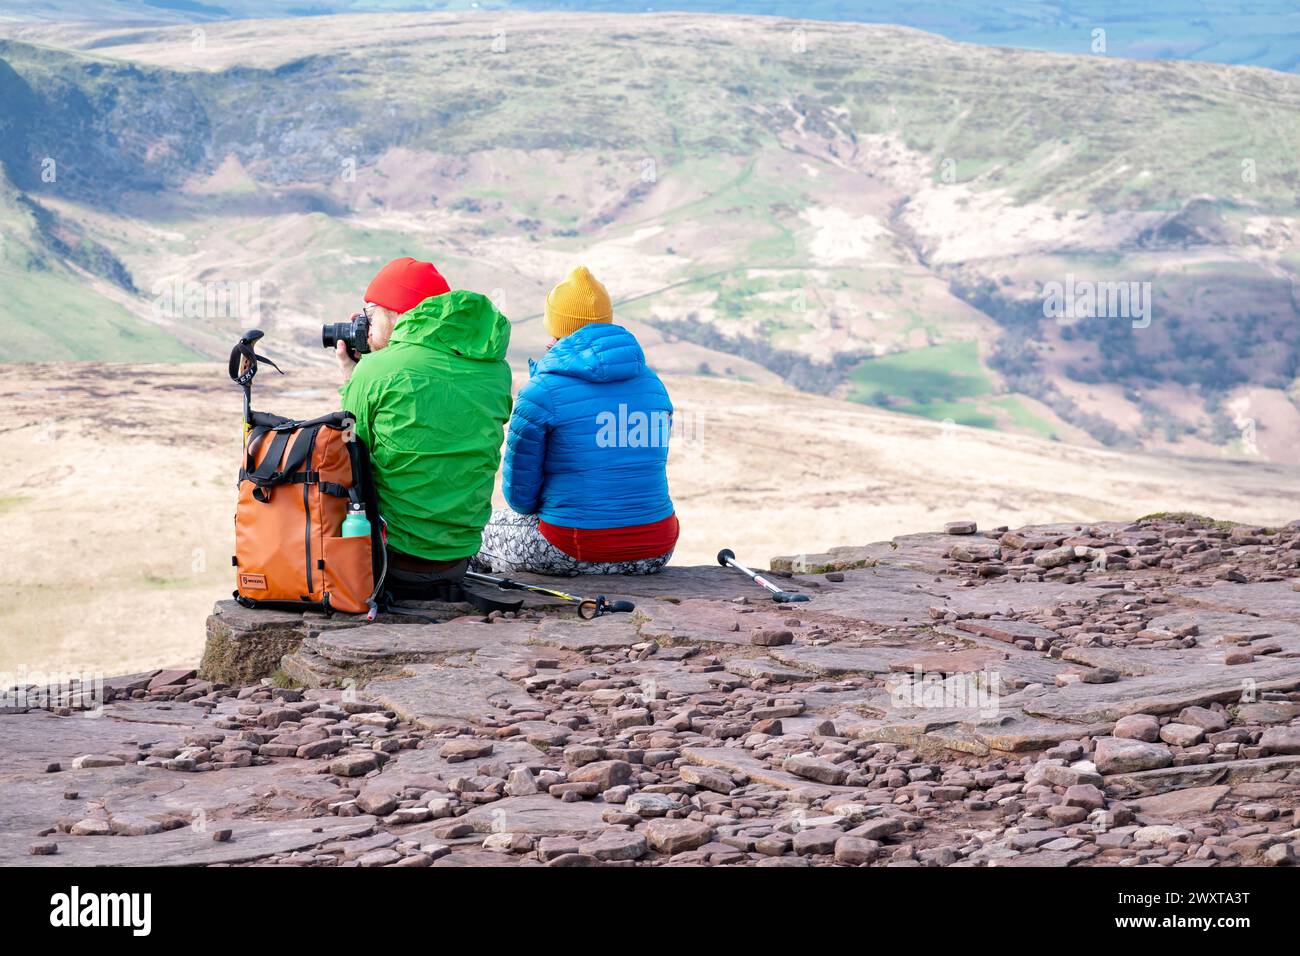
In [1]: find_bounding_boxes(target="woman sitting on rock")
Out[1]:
[474,266,679,576]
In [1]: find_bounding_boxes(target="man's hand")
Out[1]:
[336,340,358,384]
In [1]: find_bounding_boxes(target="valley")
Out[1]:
[0,12,1297,459]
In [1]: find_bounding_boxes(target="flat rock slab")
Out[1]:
[607,660,720,695]
[532,615,644,650]
[395,739,547,779]
[999,657,1079,688]
[974,716,1115,754]
[432,849,524,867]
[1237,701,1300,724]
[501,565,756,605]
[0,761,351,853]
[637,599,792,646]
[1169,581,1300,621]
[806,569,1101,626]
[1022,658,1300,724]
[723,657,811,682]
[32,518,1300,868]
[850,709,1112,757]
[456,793,608,836]
[956,619,1057,645]
[1059,646,1173,677]
[0,709,200,773]
[681,746,859,794]
[1104,755,1300,797]
[6,816,376,867]
[916,646,1073,688]
[1147,609,1295,643]
[796,683,891,713]
[890,648,1008,675]
[992,849,1090,867]
[364,665,536,729]
[440,642,560,675]
[771,644,916,676]
[789,566,950,624]
[944,581,1105,616]
[311,621,528,664]
[1133,785,1231,819]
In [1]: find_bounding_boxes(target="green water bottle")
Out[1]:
[341,503,371,538]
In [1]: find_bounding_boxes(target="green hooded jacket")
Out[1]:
[340,290,512,561]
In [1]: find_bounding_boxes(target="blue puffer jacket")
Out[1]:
[503,323,674,529]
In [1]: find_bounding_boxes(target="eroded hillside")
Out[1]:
[0,13,1297,456]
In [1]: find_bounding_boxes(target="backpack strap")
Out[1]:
[244,425,322,486]
[245,429,294,487]
[278,425,320,479]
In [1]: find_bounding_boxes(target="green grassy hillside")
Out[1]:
[0,172,205,361]
[0,13,1296,456]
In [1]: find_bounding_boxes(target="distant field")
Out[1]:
[6,361,1300,675]
[845,342,1067,436]
[847,341,986,423]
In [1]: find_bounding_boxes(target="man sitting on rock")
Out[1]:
[474,265,678,576]
[337,256,512,595]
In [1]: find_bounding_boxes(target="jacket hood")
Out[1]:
[391,289,510,361]
[535,323,644,383]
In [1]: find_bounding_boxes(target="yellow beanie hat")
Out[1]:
[545,266,613,339]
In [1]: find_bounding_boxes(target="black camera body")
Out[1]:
[322,313,371,358]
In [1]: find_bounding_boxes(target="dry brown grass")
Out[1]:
[3,361,1297,676]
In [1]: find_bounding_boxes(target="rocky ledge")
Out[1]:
[4,514,1300,867]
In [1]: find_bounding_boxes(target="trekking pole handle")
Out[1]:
[719,547,806,600]
[579,597,636,619]
[718,548,761,579]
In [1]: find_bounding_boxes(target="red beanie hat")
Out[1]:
[364,257,451,314]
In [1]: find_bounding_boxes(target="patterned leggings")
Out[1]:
[472,508,673,577]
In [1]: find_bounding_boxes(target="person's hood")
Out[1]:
[391,289,510,361]
[534,323,645,382]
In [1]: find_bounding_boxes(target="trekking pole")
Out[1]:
[464,570,635,620]
[717,548,810,603]
[228,329,283,434]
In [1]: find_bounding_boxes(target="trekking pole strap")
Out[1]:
[228,332,283,387]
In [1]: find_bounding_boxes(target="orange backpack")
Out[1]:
[233,410,385,616]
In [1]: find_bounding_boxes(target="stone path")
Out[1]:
[4,514,1300,867]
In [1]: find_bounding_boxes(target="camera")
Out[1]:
[322,312,371,357]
